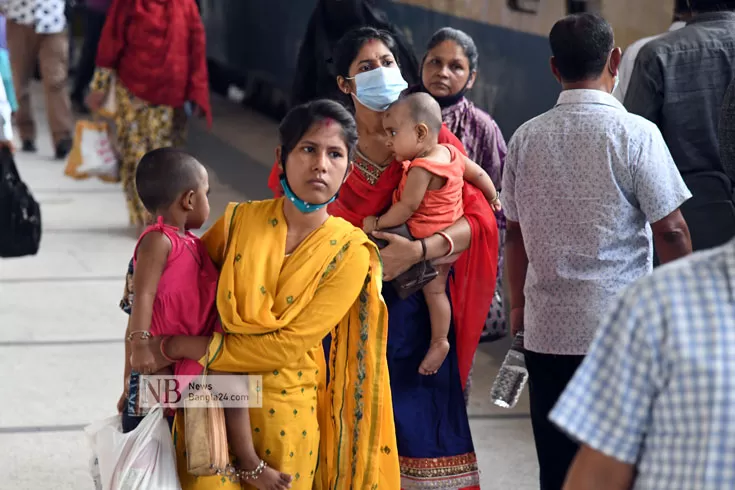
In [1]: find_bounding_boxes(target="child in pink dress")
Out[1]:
[364,93,502,375]
[125,148,292,489]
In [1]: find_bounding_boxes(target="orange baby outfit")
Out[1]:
[394,143,465,238]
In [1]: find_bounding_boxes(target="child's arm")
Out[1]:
[463,156,502,211]
[364,167,433,233]
[129,233,171,373]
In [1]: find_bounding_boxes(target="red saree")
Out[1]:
[267,124,497,389]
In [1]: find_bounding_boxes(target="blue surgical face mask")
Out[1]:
[280,175,337,214]
[348,67,408,112]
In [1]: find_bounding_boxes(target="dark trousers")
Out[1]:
[121,405,175,434]
[71,8,106,102]
[122,372,175,433]
[526,351,585,490]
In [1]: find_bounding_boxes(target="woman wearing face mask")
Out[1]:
[290,0,420,106]
[268,26,498,489]
[124,99,400,489]
[412,27,508,400]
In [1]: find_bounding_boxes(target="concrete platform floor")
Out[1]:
[0,84,539,489]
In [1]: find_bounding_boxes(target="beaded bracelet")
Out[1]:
[126,330,152,342]
[223,460,268,482]
[239,460,267,481]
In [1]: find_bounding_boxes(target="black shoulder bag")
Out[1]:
[0,147,42,258]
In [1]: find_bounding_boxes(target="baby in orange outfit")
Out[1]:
[363,92,502,375]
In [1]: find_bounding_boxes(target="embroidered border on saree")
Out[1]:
[399,453,480,489]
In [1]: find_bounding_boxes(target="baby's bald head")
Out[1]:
[390,92,443,135]
[383,92,443,161]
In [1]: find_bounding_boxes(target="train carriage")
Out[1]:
[201,0,674,136]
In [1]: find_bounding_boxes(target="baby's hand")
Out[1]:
[363,216,379,235]
[130,341,158,375]
[491,198,502,212]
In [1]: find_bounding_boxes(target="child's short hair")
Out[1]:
[135,148,203,213]
[395,92,443,134]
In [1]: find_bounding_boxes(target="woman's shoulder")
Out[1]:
[325,215,370,242]
[438,124,467,156]
[229,198,283,220]
[318,218,373,282]
[323,217,377,257]
[462,100,502,133]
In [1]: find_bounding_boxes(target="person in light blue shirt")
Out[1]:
[551,239,735,489]
[0,15,17,113]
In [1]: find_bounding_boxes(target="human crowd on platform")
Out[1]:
[5,0,735,488]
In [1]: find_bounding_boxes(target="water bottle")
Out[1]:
[490,332,529,409]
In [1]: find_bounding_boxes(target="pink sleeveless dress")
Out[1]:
[133,217,221,380]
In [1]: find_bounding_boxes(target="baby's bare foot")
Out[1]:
[419,338,450,375]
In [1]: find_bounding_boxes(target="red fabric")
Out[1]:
[450,183,498,388]
[267,123,467,197]
[266,124,497,388]
[96,0,212,126]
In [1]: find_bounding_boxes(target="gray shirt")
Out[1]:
[502,89,691,355]
[625,11,735,181]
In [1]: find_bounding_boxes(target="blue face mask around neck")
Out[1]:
[280,175,337,214]
[348,66,408,112]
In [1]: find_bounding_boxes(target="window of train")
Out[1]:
[568,0,602,13]
[507,0,540,14]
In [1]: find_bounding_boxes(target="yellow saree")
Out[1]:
[175,198,399,489]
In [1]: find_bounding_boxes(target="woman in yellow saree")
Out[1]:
[143,99,400,489]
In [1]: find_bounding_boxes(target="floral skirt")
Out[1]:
[91,68,185,226]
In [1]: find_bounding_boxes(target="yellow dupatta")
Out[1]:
[210,199,400,489]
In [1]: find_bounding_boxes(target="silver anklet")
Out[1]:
[238,460,267,481]
[222,460,267,482]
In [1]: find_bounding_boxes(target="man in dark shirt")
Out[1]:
[625,0,735,252]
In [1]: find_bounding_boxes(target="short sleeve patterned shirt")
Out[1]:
[502,89,691,355]
[5,0,66,34]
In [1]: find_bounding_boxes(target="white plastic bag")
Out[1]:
[84,406,181,490]
[89,451,103,490]
[74,120,117,178]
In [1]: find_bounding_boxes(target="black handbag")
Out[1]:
[370,224,438,299]
[0,146,42,258]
